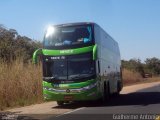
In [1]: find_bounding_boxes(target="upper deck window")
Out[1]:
[43,25,93,49]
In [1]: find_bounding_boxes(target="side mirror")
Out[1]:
[32,48,43,64]
[93,44,97,60]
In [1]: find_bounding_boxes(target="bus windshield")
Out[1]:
[43,53,95,82]
[43,25,93,49]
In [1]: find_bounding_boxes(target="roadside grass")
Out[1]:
[0,61,159,111]
[122,69,160,86]
[0,59,43,111]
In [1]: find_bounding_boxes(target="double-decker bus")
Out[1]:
[33,22,123,105]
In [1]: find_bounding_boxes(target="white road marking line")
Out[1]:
[56,107,85,117]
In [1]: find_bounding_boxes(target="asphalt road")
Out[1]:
[46,82,160,120]
[2,82,160,120]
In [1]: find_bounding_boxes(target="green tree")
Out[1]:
[145,57,160,75]
[0,25,42,62]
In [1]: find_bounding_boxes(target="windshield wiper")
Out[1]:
[43,76,57,82]
[43,76,67,82]
[68,74,94,80]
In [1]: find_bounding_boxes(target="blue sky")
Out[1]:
[0,0,160,61]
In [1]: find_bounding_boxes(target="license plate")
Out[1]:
[64,95,73,100]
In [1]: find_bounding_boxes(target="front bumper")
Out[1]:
[43,82,101,101]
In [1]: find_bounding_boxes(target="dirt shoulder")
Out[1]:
[2,101,73,119]
[121,81,160,94]
[123,77,160,86]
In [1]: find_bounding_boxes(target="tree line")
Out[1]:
[0,25,42,62]
[122,57,160,77]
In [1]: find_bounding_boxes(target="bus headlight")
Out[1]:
[81,82,97,91]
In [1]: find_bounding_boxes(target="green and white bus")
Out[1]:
[33,22,123,105]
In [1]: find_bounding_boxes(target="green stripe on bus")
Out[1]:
[42,45,94,56]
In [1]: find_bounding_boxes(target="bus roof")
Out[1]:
[53,22,95,27]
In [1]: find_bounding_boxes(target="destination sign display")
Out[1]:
[44,56,66,61]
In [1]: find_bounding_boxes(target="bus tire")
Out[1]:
[102,82,110,104]
[57,101,64,106]
[115,81,121,96]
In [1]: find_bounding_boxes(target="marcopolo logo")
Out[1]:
[60,50,73,54]
[66,89,70,93]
